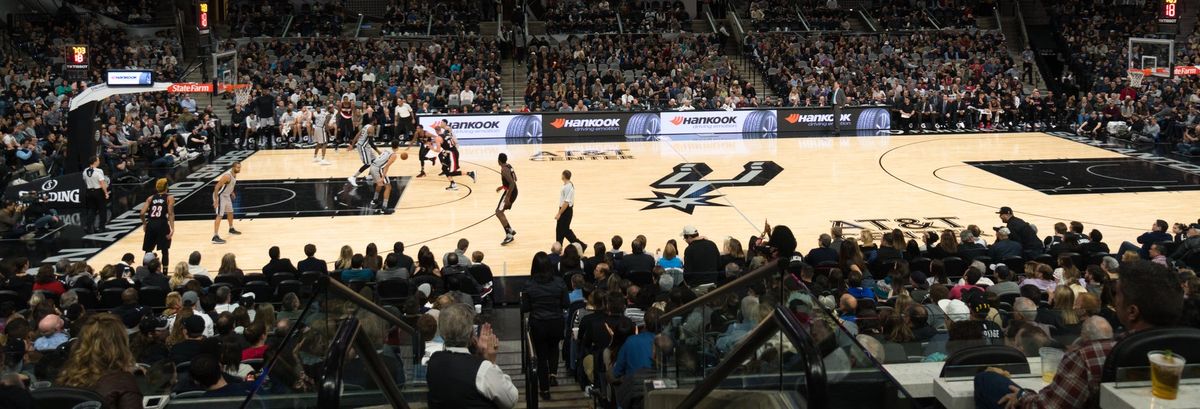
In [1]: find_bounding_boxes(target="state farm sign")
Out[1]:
[168,82,214,93]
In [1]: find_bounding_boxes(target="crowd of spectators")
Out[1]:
[0,236,514,408]
[544,0,620,34]
[425,0,484,36]
[619,0,692,34]
[1046,0,1200,152]
[524,34,767,112]
[287,2,347,38]
[0,11,190,188]
[748,0,804,31]
[226,36,502,147]
[78,0,158,24]
[744,29,1052,131]
[872,2,936,31]
[230,0,289,38]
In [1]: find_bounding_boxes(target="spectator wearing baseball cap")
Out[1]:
[681,226,720,274]
[964,289,1003,344]
[168,314,213,365]
[988,227,1023,260]
[167,291,214,338]
[1169,223,1200,263]
[996,207,1043,257]
[986,265,1020,297]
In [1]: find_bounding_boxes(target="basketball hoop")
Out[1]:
[221,83,251,106]
[1129,69,1146,88]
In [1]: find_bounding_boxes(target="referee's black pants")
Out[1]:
[84,188,106,233]
[555,206,582,246]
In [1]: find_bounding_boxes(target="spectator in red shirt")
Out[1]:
[32,265,65,297]
[240,321,268,361]
[972,260,1182,409]
[948,266,983,300]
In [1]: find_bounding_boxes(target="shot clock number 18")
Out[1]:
[1161,0,1178,22]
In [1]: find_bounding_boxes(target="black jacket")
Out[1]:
[1006,216,1043,252]
[296,257,327,274]
[805,247,838,265]
[683,239,721,273]
[521,274,566,322]
[621,252,656,274]
[262,258,298,281]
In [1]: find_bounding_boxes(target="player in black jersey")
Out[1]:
[140,178,176,267]
[496,153,517,245]
[414,124,436,177]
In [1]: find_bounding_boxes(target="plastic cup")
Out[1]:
[1149,351,1186,400]
[1039,347,1064,383]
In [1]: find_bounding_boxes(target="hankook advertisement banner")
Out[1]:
[416,106,889,139]
[418,114,543,139]
[659,110,778,136]
[776,106,892,135]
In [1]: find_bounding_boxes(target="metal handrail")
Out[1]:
[280,15,294,37]
[672,306,828,409]
[858,9,877,32]
[320,276,416,334]
[924,7,941,30]
[797,9,810,32]
[661,259,780,322]
[520,311,540,409]
[705,9,717,33]
[354,13,364,38]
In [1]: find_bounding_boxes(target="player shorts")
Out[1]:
[441,151,460,175]
[370,165,389,185]
[142,222,172,252]
[313,127,327,144]
[497,188,517,211]
[358,147,376,165]
[216,195,234,217]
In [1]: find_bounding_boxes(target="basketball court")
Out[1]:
[86,132,1200,276]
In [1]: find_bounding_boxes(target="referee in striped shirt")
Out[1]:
[554,170,583,250]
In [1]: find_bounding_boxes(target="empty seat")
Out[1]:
[100,288,126,308]
[939,345,1030,377]
[1102,327,1200,382]
[31,387,106,409]
[243,281,272,300]
[139,286,168,308]
[275,280,302,302]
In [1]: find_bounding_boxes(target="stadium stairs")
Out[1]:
[995,3,1047,92]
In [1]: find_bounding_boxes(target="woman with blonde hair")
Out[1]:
[162,292,183,318]
[720,237,747,269]
[657,241,683,270]
[168,261,193,289]
[334,245,354,271]
[57,314,143,408]
[859,228,878,262]
[1050,286,1081,331]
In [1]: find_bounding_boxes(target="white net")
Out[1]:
[1129,70,1145,88]
[235,87,252,106]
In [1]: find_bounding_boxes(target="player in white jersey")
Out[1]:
[347,119,380,187]
[211,162,243,244]
[370,141,401,214]
[279,105,296,144]
[312,105,332,164]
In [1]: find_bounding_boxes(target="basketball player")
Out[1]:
[496,153,517,245]
[312,105,332,165]
[414,124,436,177]
[347,118,381,187]
[370,141,400,214]
[211,162,242,244]
[335,95,356,149]
[279,105,296,146]
[297,105,313,146]
[140,178,175,267]
[432,120,475,190]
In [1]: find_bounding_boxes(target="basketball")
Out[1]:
[400,152,409,160]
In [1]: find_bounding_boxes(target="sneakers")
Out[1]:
[416,171,426,178]
[212,235,226,244]
[382,208,395,215]
[319,159,331,165]
[228,228,242,235]
[347,176,358,187]
[312,157,319,163]
[501,234,514,246]
[468,171,476,183]
[445,182,458,191]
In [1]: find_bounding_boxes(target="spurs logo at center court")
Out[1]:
[633,161,784,214]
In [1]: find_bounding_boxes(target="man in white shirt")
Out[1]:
[426,303,517,409]
[395,98,415,143]
[459,88,476,108]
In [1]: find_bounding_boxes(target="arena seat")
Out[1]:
[30,387,106,409]
[1101,327,1200,382]
[939,345,1030,377]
